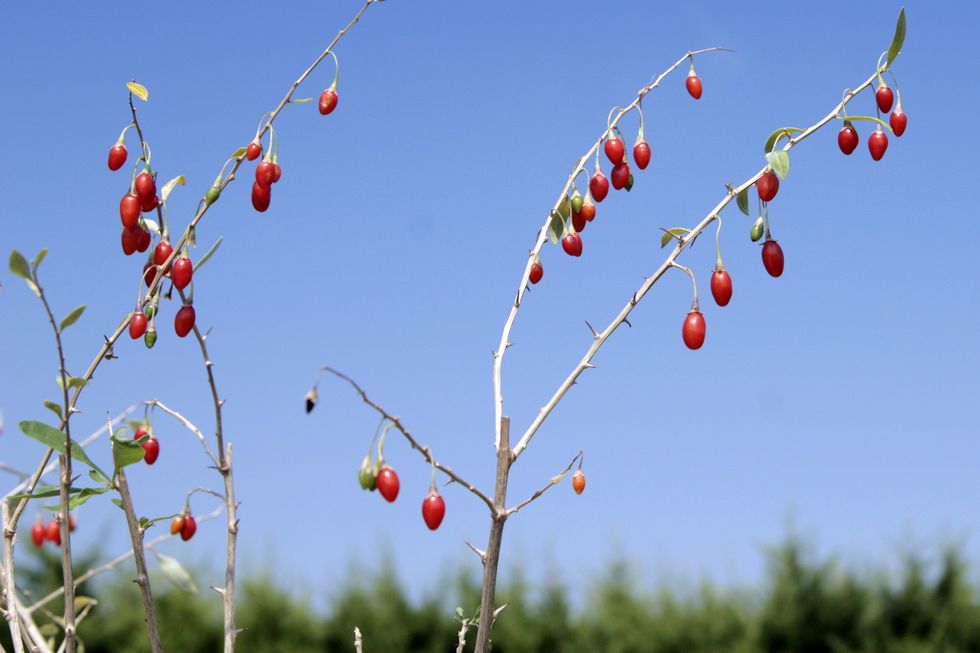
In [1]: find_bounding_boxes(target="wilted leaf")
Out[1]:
[230,146,248,159]
[143,218,161,235]
[160,176,187,203]
[59,305,86,331]
[765,150,790,179]
[156,553,197,593]
[127,81,149,101]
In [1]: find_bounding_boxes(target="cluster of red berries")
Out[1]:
[30,514,76,548]
[170,512,197,542]
[248,146,283,213]
[837,81,907,160]
[108,130,198,345]
[358,459,446,531]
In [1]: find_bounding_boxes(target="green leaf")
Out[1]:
[764,127,804,153]
[194,237,223,273]
[32,249,48,272]
[7,484,73,502]
[736,188,749,216]
[127,81,149,102]
[548,212,564,245]
[289,97,314,104]
[19,421,107,478]
[67,486,110,510]
[660,228,691,248]
[111,432,145,472]
[765,151,790,179]
[886,8,906,69]
[111,498,123,510]
[68,377,87,390]
[160,175,187,203]
[156,553,198,593]
[59,305,86,331]
[557,195,571,220]
[43,401,63,420]
[230,146,248,159]
[9,250,30,279]
[89,468,110,484]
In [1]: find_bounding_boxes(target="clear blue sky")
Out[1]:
[2,1,978,606]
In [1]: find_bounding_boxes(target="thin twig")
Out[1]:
[353,627,363,653]
[491,47,733,450]
[315,366,495,512]
[114,469,163,653]
[511,65,882,460]
[506,450,582,516]
[144,400,219,467]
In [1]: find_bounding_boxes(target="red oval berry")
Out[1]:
[171,516,184,535]
[271,163,282,184]
[108,144,128,171]
[603,137,625,165]
[318,88,339,115]
[174,305,196,338]
[686,73,702,99]
[682,310,706,350]
[141,436,160,465]
[572,470,586,495]
[246,141,262,161]
[376,465,400,503]
[172,256,193,290]
[120,193,141,229]
[581,200,596,222]
[868,125,888,161]
[129,311,148,339]
[180,515,197,541]
[421,491,446,531]
[761,239,784,277]
[140,193,159,213]
[255,161,275,188]
[890,107,907,137]
[529,261,543,285]
[68,514,76,532]
[875,85,894,113]
[757,171,779,202]
[561,232,583,257]
[31,521,45,548]
[143,262,158,288]
[611,162,630,190]
[46,520,61,546]
[711,269,733,307]
[589,173,609,203]
[154,240,173,273]
[251,182,272,212]
[571,209,587,233]
[135,172,156,199]
[837,123,859,155]
[633,141,651,170]
[121,226,140,256]
[136,227,151,253]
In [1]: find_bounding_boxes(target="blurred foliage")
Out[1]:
[3,536,980,652]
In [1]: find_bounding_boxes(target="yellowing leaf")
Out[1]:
[127,81,149,102]
[160,176,186,203]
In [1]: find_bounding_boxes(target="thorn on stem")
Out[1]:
[623,318,632,328]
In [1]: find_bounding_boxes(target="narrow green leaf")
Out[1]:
[32,249,48,272]
[289,97,314,104]
[156,553,198,593]
[160,175,187,203]
[660,228,691,248]
[736,188,749,216]
[127,81,149,102]
[111,498,123,510]
[194,237,223,273]
[7,484,73,501]
[67,377,87,390]
[59,305,86,331]
[111,432,145,472]
[19,420,107,478]
[9,250,30,279]
[765,151,790,179]
[67,486,110,510]
[763,127,804,153]
[89,468,110,484]
[548,212,564,245]
[230,146,248,159]
[43,401,63,420]
[886,8,906,69]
